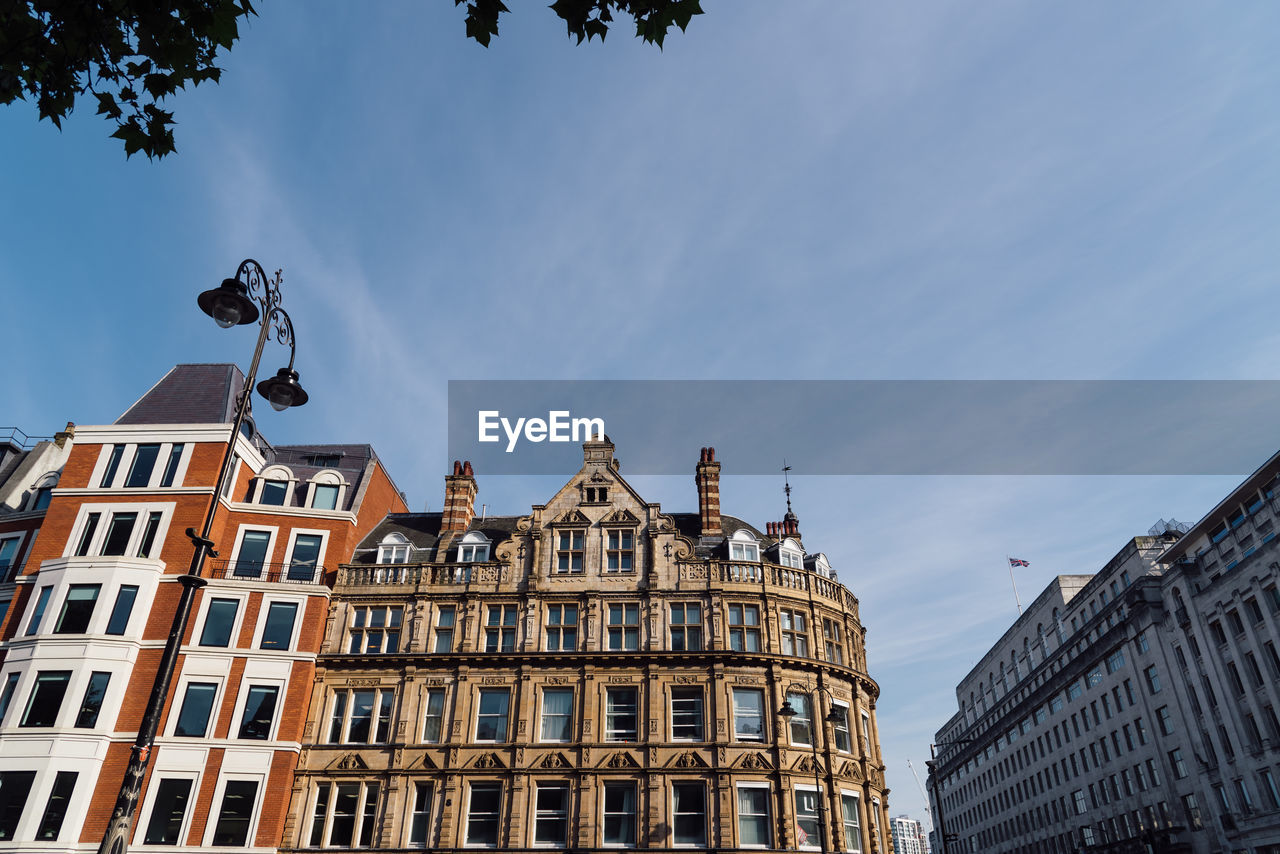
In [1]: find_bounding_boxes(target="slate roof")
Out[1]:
[116,364,243,425]
[350,513,527,564]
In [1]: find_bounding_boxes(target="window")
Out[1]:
[99,445,125,487]
[540,688,574,742]
[1143,666,1161,694]
[860,713,871,752]
[260,479,288,506]
[233,529,272,576]
[349,606,403,654]
[0,537,21,581]
[671,603,703,651]
[175,682,218,737]
[144,778,193,844]
[238,685,279,739]
[546,604,578,651]
[211,779,258,845]
[458,532,490,562]
[30,483,53,511]
[74,514,99,556]
[728,604,761,652]
[54,584,99,633]
[199,598,240,647]
[672,783,706,846]
[139,511,163,557]
[75,671,111,728]
[125,444,161,488]
[102,511,137,555]
[823,617,844,664]
[607,603,639,650]
[465,784,502,847]
[309,782,380,848]
[288,533,323,581]
[780,609,808,656]
[0,771,34,840]
[1169,749,1188,779]
[779,548,803,569]
[260,601,298,650]
[606,529,634,571]
[606,687,638,741]
[556,530,584,572]
[434,606,455,652]
[534,785,569,847]
[25,586,52,635]
[1105,650,1125,673]
[409,782,433,846]
[831,704,852,752]
[603,783,636,847]
[729,531,759,562]
[476,688,511,742]
[841,794,862,853]
[485,605,518,652]
[671,687,704,741]
[733,688,766,741]
[1262,769,1280,810]
[737,785,771,847]
[423,689,446,743]
[795,788,833,851]
[21,671,70,727]
[1156,706,1173,736]
[36,770,77,841]
[329,689,394,744]
[0,673,20,723]
[787,692,813,746]
[310,482,340,510]
[160,444,184,487]
[377,533,410,564]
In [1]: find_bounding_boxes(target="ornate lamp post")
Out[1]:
[779,680,846,854]
[98,260,308,854]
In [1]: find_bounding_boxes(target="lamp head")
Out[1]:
[257,367,309,411]
[778,698,798,719]
[198,278,259,328]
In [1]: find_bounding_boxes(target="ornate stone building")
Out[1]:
[283,440,892,852]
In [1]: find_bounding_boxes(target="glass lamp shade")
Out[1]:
[257,367,309,411]
[197,279,259,328]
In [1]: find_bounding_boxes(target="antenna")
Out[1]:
[782,459,793,515]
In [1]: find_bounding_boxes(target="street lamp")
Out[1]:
[927,738,979,854]
[98,260,308,854]
[779,681,845,854]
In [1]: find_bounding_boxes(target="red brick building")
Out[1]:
[0,364,406,850]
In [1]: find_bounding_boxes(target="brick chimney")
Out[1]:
[695,447,722,537]
[442,460,477,532]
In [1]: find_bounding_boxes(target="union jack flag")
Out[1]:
[1009,558,1030,567]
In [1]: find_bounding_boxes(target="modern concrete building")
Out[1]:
[891,814,929,854]
[0,364,406,851]
[928,531,1193,853]
[282,441,893,852]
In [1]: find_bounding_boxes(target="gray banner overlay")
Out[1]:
[447,380,1280,476]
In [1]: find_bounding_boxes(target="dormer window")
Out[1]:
[778,538,803,570]
[729,530,760,562]
[458,532,491,563]
[260,480,288,506]
[307,471,346,510]
[377,533,410,565]
[253,466,295,506]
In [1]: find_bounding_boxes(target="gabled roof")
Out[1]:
[116,363,243,425]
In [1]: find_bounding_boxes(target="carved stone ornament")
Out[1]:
[407,753,438,770]
[604,508,640,524]
[472,753,505,769]
[539,752,571,769]
[848,762,863,783]
[672,751,708,769]
[330,753,368,771]
[794,755,823,774]
[555,509,592,526]
[738,752,772,770]
[606,751,640,769]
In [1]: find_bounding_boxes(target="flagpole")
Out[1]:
[1006,555,1024,616]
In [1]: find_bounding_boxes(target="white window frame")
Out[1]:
[475,687,512,743]
[62,502,175,559]
[670,686,705,741]
[670,781,707,848]
[252,594,307,652]
[252,465,297,505]
[729,530,760,562]
[309,780,382,848]
[306,470,347,510]
[465,782,504,848]
[732,687,767,742]
[377,532,411,565]
[138,770,201,846]
[839,789,863,853]
[229,672,288,741]
[202,773,266,847]
[192,590,249,649]
[227,524,280,578]
[167,664,230,738]
[329,687,395,744]
[735,782,772,849]
[795,784,823,851]
[601,782,637,848]
[458,531,491,563]
[532,782,571,848]
[831,701,852,752]
[778,537,804,569]
[0,532,26,580]
[539,687,575,743]
[283,527,329,581]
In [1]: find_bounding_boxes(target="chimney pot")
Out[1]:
[442,460,478,532]
[695,446,722,537]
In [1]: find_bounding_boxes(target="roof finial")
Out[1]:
[782,459,793,515]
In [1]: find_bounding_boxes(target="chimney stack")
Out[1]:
[442,460,477,532]
[695,447,722,537]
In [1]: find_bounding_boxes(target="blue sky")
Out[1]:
[3,0,1279,827]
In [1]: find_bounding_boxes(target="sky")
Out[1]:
[3,0,1280,829]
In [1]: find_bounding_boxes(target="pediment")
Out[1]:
[736,752,773,771]
[605,751,640,768]
[328,753,368,771]
[793,754,823,774]
[604,508,641,525]
[554,509,591,526]
[471,752,506,769]
[670,751,709,769]
[537,752,573,769]
[405,753,438,771]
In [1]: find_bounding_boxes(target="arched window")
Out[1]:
[307,470,347,510]
[457,531,490,562]
[253,465,296,506]
[729,529,760,562]
[27,472,59,511]
[778,537,804,569]
[377,532,410,565]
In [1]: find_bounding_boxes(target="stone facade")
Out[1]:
[284,440,892,852]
